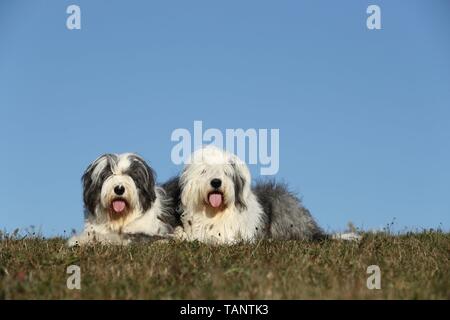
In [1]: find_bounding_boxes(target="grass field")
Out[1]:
[0,231,448,299]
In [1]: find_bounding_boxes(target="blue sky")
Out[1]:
[1,0,449,236]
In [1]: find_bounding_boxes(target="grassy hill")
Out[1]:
[0,231,448,299]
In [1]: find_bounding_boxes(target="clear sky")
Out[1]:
[1,0,449,236]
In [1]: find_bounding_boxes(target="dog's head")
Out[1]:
[180,146,251,214]
[82,153,156,225]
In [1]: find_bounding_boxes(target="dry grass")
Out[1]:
[0,231,448,299]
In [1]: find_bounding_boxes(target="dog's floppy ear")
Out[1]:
[126,154,156,212]
[231,162,249,211]
[82,154,114,216]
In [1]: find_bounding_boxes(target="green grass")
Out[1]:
[0,231,448,299]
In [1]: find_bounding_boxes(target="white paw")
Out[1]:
[173,226,188,240]
[332,232,362,241]
[67,236,81,247]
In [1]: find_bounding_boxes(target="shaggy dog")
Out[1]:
[167,146,329,244]
[68,153,173,246]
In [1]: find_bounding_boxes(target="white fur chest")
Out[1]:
[180,200,264,244]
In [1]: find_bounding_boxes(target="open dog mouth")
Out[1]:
[207,191,224,208]
[110,198,128,215]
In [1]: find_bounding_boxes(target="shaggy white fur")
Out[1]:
[176,146,265,244]
[68,153,171,246]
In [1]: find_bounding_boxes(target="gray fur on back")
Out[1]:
[253,180,327,241]
[160,176,183,228]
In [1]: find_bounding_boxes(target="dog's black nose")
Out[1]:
[114,185,125,195]
[210,178,222,189]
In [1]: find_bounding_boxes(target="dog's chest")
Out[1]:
[181,208,261,244]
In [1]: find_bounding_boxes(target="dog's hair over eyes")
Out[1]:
[81,153,156,217]
[180,151,251,212]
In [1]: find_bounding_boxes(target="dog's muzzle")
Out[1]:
[208,179,224,208]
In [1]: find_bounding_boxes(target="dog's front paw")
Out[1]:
[332,232,362,242]
[173,226,188,241]
[67,236,81,247]
[122,222,136,234]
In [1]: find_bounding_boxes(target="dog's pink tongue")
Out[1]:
[208,193,223,208]
[112,200,126,213]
